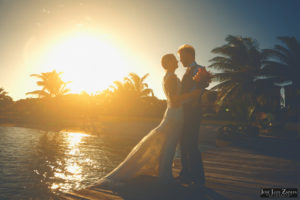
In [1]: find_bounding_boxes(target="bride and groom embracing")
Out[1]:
[96,44,210,190]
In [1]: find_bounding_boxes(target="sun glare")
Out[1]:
[40,32,130,94]
[51,131,91,191]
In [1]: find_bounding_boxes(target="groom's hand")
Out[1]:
[196,80,210,90]
[190,89,202,98]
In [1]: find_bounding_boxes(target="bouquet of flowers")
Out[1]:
[192,67,212,88]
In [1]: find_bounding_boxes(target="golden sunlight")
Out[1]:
[51,131,91,191]
[66,131,89,147]
[41,32,131,94]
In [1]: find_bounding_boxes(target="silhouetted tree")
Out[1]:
[106,73,160,115]
[110,80,134,97]
[209,36,262,117]
[0,87,13,110]
[26,70,71,98]
[0,87,13,102]
[124,73,154,98]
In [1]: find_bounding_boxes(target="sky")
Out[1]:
[0,0,299,101]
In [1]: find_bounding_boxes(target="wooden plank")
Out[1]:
[206,179,258,194]
[202,153,297,166]
[208,189,257,200]
[55,194,74,200]
[173,168,276,187]
[60,192,90,200]
[73,189,123,200]
[201,160,296,171]
[58,194,89,200]
[206,174,299,189]
[174,162,299,186]
[174,156,300,173]
[206,148,299,161]
[90,187,119,196]
[202,152,299,168]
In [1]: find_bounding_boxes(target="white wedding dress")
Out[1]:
[95,72,183,189]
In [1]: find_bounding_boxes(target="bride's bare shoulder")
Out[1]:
[164,73,178,85]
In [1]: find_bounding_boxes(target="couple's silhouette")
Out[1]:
[95,44,207,190]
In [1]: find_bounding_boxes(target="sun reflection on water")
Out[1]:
[51,131,90,192]
[67,132,90,147]
[1,127,128,199]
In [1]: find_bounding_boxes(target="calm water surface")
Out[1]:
[0,126,139,200]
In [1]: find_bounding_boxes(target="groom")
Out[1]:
[177,44,206,186]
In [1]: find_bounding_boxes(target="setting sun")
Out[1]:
[0,1,299,199]
[40,32,130,94]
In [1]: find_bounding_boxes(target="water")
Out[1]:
[0,125,214,200]
[0,126,139,200]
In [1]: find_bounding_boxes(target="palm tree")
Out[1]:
[107,73,155,115]
[0,87,13,107]
[262,36,300,110]
[124,73,154,98]
[208,35,276,118]
[0,87,12,101]
[26,70,71,98]
[109,73,153,100]
[110,80,134,97]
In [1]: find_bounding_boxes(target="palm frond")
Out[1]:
[215,83,238,112]
[208,62,237,71]
[26,90,50,97]
[141,73,149,83]
[30,73,43,78]
[141,88,154,97]
[277,36,300,54]
[209,80,233,91]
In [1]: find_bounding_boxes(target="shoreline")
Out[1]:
[0,116,162,133]
[0,117,235,132]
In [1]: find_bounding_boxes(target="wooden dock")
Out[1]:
[59,147,300,200]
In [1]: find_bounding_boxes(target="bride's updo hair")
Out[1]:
[161,54,176,70]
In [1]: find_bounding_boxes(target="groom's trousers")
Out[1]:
[180,103,205,184]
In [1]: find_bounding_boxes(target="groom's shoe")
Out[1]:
[191,178,205,185]
[189,182,207,192]
[175,176,192,185]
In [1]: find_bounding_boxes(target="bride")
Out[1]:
[94,54,201,189]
